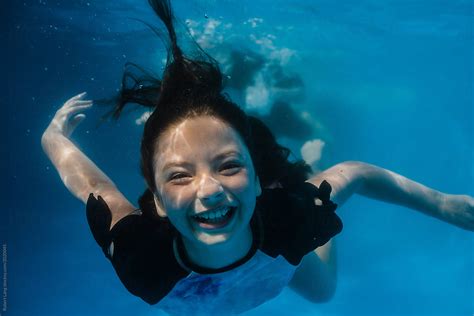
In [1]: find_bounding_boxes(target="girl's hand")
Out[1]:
[40,91,136,218]
[440,193,474,231]
[44,92,93,138]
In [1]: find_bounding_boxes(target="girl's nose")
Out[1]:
[196,175,224,203]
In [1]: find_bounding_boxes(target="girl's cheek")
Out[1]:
[163,185,195,209]
[231,174,251,192]
[222,169,251,186]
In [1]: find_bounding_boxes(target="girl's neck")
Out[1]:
[182,226,253,270]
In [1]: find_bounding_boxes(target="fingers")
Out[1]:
[64,97,92,110]
[70,91,87,102]
[67,114,86,135]
[66,103,93,116]
[63,92,91,109]
[63,104,92,135]
[73,100,93,106]
[55,102,92,125]
[58,95,92,116]
[50,93,94,136]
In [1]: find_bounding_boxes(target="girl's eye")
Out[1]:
[169,173,191,183]
[220,162,242,175]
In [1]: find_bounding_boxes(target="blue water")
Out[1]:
[4,0,473,315]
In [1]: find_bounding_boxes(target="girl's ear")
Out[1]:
[153,194,168,218]
[255,176,262,197]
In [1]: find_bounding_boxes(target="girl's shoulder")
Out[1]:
[254,181,343,265]
[86,194,189,304]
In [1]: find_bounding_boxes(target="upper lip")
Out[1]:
[192,205,234,216]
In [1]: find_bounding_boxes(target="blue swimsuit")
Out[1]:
[157,242,297,315]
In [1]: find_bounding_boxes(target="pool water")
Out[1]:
[5,0,473,315]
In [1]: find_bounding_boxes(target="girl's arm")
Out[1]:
[308,161,474,231]
[288,238,338,303]
[289,160,473,303]
[41,93,135,228]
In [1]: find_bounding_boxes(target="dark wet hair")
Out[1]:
[113,0,312,219]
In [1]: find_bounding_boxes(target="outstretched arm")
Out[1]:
[41,93,135,228]
[290,160,473,303]
[308,160,474,231]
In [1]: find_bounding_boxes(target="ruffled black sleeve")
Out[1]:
[85,194,189,305]
[255,180,343,266]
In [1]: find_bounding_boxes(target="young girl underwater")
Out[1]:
[41,0,474,315]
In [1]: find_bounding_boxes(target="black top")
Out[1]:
[85,180,343,305]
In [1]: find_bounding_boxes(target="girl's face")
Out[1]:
[153,116,261,246]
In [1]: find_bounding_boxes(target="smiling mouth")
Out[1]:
[192,206,237,229]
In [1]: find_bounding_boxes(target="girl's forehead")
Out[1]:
[154,116,250,167]
[160,116,241,145]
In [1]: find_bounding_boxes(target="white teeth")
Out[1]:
[194,207,231,220]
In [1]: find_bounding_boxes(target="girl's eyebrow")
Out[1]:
[161,151,243,171]
[161,161,193,172]
[213,150,243,161]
